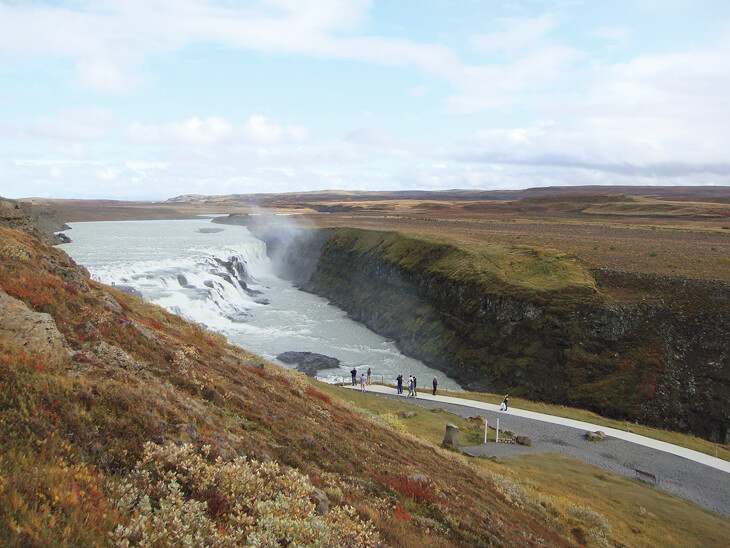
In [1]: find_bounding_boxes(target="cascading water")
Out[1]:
[61,218,461,390]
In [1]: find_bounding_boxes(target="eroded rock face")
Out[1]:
[264,227,730,442]
[0,287,69,364]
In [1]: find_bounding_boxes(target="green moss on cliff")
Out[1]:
[327,227,597,295]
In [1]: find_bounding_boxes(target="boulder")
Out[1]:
[585,430,607,442]
[441,424,460,450]
[401,411,417,419]
[468,416,486,424]
[310,488,330,516]
[0,287,69,365]
[516,435,532,446]
[408,473,429,485]
[276,351,340,377]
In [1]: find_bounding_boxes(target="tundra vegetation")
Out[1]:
[2,188,729,546]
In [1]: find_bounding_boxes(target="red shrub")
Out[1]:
[374,474,439,505]
[305,386,331,404]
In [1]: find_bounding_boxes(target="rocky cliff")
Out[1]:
[0,196,70,245]
[260,226,730,443]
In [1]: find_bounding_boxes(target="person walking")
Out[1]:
[407,376,414,398]
[360,374,366,392]
[412,376,418,398]
[500,393,509,411]
[367,367,372,385]
[396,374,403,394]
[351,367,357,386]
[432,376,438,395]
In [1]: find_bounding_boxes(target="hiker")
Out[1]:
[360,374,366,392]
[351,367,357,386]
[500,393,509,411]
[367,367,372,385]
[413,376,417,397]
[432,376,438,395]
[407,376,414,397]
[396,374,403,394]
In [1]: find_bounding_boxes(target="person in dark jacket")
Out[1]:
[396,374,403,394]
[432,376,438,395]
[500,393,509,411]
[351,367,357,386]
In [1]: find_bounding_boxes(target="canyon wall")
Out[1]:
[261,226,730,442]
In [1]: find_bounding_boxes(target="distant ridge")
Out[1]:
[167,185,730,204]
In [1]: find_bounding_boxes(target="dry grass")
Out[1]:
[1,225,579,546]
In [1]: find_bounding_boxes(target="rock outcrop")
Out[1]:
[0,287,70,365]
[260,226,730,443]
[0,196,70,245]
[276,351,341,376]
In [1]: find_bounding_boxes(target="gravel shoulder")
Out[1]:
[371,391,730,518]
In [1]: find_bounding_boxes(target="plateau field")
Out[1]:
[1,186,729,546]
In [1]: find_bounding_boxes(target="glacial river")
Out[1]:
[61,218,460,390]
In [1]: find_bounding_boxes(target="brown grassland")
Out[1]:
[3,186,727,546]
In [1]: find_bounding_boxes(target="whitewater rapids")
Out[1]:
[61,218,461,390]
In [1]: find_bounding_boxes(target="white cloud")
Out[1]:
[0,0,461,93]
[0,107,117,142]
[125,115,310,146]
[446,45,585,112]
[591,25,631,44]
[470,14,557,57]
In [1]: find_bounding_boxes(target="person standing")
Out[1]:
[413,376,418,398]
[396,374,403,394]
[360,374,366,392]
[367,367,372,385]
[351,367,357,386]
[432,376,438,395]
[407,376,414,397]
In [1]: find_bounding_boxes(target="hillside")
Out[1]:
[2,197,729,546]
[0,200,583,546]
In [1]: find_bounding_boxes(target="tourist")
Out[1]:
[396,374,403,394]
[367,367,372,385]
[351,367,357,386]
[432,376,438,395]
[360,374,366,392]
[407,376,414,397]
[500,393,509,411]
[413,376,418,397]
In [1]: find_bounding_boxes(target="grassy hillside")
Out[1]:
[1,224,578,546]
[1,218,728,545]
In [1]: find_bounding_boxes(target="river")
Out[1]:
[61,217,460,390]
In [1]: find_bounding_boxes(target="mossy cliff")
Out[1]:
[262,227,730,443]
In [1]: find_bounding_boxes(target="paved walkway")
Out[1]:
[342,383,730,516]
[343,383,730,473]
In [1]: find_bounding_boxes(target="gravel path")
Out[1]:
[370,391,730,518]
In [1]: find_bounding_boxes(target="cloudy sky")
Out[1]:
[1,0,729,200]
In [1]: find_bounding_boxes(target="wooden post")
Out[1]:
[484,419,488,444]
[496,418,500,443]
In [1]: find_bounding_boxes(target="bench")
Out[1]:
[635,469,658,486]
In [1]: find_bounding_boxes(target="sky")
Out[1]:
[1,0,730,200]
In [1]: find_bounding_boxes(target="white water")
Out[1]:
[61,218,460,390]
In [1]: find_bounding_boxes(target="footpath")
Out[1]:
[343,383,730,474]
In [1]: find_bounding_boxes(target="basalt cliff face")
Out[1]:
[260,226,730,443]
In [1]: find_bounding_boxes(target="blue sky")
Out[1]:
[1,0,729,199]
